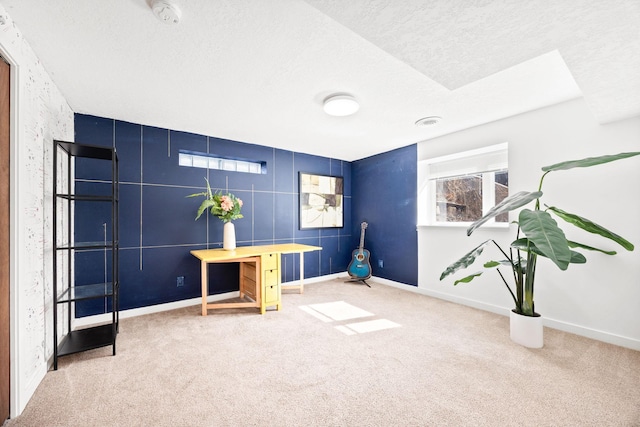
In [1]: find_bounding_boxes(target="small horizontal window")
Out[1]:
[179,151,266,174]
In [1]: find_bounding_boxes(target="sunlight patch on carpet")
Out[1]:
[335,325,357,335]
[299,305,333,322]
[304,301,374,321]
[338,319,401,334]
[300,301,401,335]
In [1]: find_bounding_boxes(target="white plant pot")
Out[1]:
[510,310,543,349]
[223,221,236,251]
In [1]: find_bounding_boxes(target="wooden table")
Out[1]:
[190,243,322,315]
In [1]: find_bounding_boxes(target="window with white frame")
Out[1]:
[418,143,508,226]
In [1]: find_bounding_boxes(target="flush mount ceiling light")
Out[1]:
[415,116,442,127]
[151,0,182,25]
[323,94,359,117]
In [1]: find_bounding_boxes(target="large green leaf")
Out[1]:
[454,272,483,285]
[483,261,500,268]
[568,240,616,256]
[195,199,215,220]
[511,238,542,255]
[541,152,640,172]
[519,209,571,270]
[186,191,207,198]
[569,251,587,264]
[466,191,542,236]
[513,238,586,264]
[547,206,634,251]
[440,240,491,281]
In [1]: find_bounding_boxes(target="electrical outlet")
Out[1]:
[378,259,384,268]
[176,276,184,287]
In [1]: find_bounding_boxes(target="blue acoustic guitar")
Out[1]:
[347,222,371,286]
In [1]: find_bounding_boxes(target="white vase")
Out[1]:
[509,310,543,348]
[223,221,236,250]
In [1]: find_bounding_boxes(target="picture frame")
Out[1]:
[299,172,344,229]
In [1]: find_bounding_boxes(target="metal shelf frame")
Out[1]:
[52,139,119,370]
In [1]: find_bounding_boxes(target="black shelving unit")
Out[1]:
[53,140,119,370]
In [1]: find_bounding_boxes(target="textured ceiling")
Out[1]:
[1,0,638,161]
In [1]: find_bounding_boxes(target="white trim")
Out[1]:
[416,222,510,230]
[293,272,342,284]
[420,143,508,181]
[74,273,344,327]
[375,276,509,316]
[74,291,240,327]
[420,142,508,167]
[1,42,23,418]
[55,272,640,363]
[20,364,47,416]
[372,276,640,351]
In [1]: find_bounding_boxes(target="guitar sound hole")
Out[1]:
[356,254,364,261]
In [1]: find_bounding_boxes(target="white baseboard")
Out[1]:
[73,291,240,328]
[374,276,511,316]
[371,276,640,351]
[296,273,343,284]
[541,318,640,351]
[74,273,640,351]
[17,364,48,416]
[73,274,343,328]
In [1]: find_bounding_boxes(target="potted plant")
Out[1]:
[439,151,640,348]
[187,178,243,250]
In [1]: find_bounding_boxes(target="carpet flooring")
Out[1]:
[5,279,640,426]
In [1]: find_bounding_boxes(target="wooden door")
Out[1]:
[0,56,10,423]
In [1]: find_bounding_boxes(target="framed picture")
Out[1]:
[299,172,344,229]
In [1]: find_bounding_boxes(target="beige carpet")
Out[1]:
[6,279,640,427]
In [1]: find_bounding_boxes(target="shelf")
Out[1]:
[57,324,116,357]
[57,282,116,303]
[53,139,119,369]
[56,241,118,250]
[56,193,115,202]
[55,140,115,161]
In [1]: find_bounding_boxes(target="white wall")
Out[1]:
[0,5,74,416]
[418,98,640,350]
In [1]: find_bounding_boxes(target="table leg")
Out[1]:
[299,251,305,294]
[256,257,262,311]
[201,260,208,316]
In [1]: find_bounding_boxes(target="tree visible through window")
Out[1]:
[434,170,508,223]
[418,142,509,226]
[494,170,509,222]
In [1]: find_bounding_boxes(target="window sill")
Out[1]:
[417,222,510,230]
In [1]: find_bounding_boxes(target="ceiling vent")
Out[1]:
[415,116,442,127]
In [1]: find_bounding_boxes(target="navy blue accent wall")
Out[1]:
[74,114,352,316]
[351,145,418,286]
